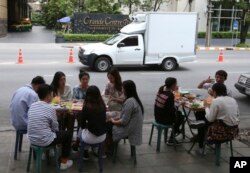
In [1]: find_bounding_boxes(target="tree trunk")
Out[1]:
[153,0,159,11]
[129,0,132,14]
[240,23,250,44]
[240,10,250,44]
[189,0,193,12]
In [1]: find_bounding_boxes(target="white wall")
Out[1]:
[193,0,208,32]
[159,0,208,32]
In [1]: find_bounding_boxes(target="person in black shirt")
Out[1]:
[80,85,107,160]
[154,77,183,145]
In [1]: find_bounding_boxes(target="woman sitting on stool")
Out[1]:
[154,77,184,145]
[204,83,239,144]
[80,86,107,160]
[110,80,144,147]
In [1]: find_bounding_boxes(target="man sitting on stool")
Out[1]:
[28,84,73,171]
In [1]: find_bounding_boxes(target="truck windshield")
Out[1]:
[104,34,124,45]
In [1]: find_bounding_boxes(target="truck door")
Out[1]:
[116,35,143,65]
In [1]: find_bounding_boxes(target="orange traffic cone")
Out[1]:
[68,49,74,63]
[217,50,224,62]
[17,49,23,64]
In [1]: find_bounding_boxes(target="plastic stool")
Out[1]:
[78,138,103,173]
[14,130,27,160]
[113,141,137,165]
[214,140,234,166]
[148,121,177,151]
[26,144,59,173]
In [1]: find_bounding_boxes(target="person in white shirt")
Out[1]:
[194,70,233,150]
[205,83,239,126]
[195,83,239,153]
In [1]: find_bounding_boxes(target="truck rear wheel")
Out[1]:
[161,58,177,71]
[94,57,111,72]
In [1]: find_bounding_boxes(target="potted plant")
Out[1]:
[55,31,65,43]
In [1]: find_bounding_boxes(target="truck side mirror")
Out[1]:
[117,43,125,48]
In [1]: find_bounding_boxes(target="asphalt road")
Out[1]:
[0,43,249,130]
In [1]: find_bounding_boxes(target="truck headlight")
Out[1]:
[238,76,247,84]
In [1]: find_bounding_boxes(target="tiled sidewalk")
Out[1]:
[0,124,249,173]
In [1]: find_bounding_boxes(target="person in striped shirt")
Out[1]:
[28,84,73,171]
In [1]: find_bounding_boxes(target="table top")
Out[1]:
[175,93,213,111]
[51,100,84,112]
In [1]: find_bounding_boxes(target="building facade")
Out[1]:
[120,0,246,32]
[155,0,208,32]
[0,0,30,37]
[120,0,208,32]
[0,0,7,37]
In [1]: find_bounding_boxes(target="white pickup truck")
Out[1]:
[78,12,198,72]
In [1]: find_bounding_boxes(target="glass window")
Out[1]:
[104,34,125,45]
[120,36,138,47]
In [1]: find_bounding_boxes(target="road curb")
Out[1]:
[197,47,250,51]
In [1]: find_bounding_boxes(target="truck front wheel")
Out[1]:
[161,58,177,71]
[94,57,111,72]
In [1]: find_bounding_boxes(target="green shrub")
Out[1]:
[198,32,206,38]
[62,32,250,42]
[56,31,64,37]
[31,12,44,25]
[14,24,32,31]
[198,32,250,38]
[236,43,250,48]
[63,34,112,42]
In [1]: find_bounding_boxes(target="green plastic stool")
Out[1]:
[26,144,60,173]
[214,140,234,166]
[148,121,177,152]
[113,141,137,166]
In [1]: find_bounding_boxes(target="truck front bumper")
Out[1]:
[78,52,98,67]
[235,83,250,96]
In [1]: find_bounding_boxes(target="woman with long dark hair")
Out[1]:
[51,71,73,139]
[80,86,107,159]
[51,71,72,100]
[110,80,144,146]
[72,71,90,151]
[104,67,124,111]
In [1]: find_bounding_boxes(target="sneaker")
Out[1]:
[60,160,73,171]
[83,150,89,161]
[167,138,181,146]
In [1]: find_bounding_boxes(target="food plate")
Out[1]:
[71,102,83,111]
[190,101,204,109]
[180,90,190,95]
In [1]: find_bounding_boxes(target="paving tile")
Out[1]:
[0,124,248,173]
